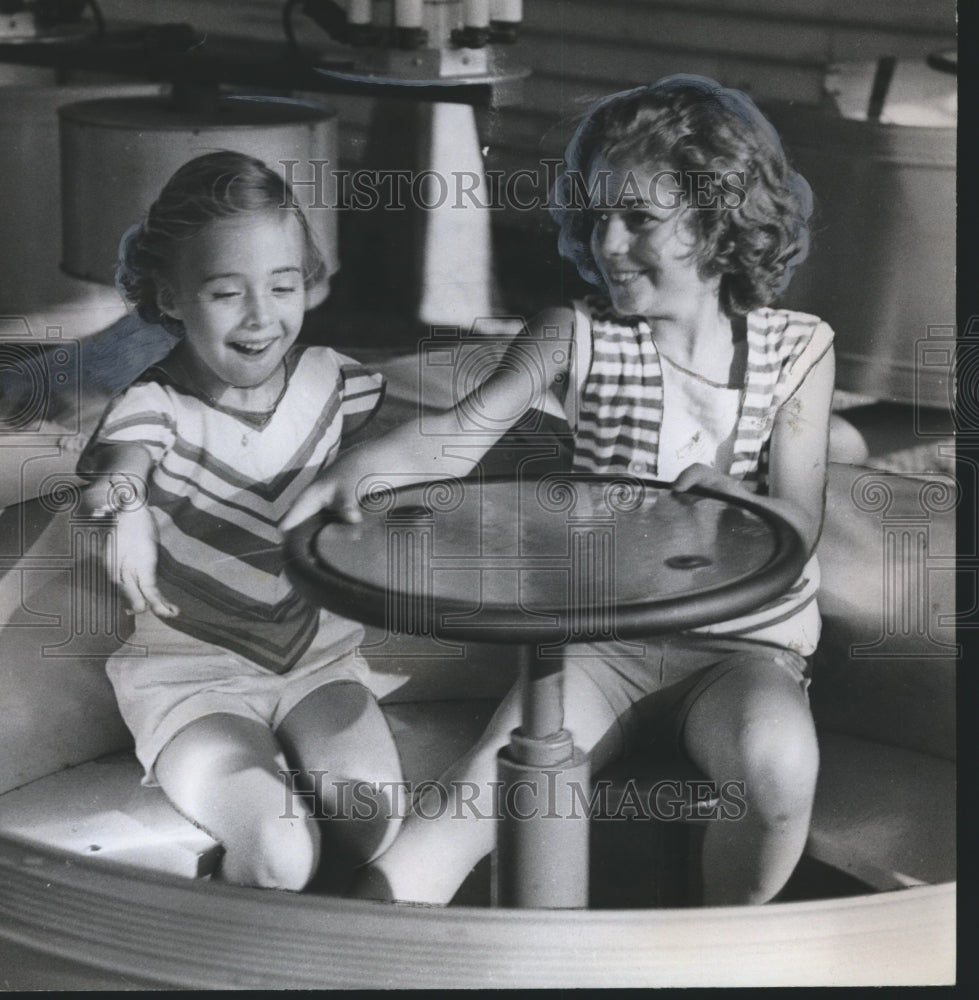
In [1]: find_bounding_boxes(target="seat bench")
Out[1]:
[0,700,497,882]
[0,702,954,903]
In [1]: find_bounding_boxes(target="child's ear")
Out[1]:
[156,282,183,321]
[304,273,331,310]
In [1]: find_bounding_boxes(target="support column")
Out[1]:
[494,642,590,908]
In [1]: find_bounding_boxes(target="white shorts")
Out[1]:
[106,610,371,786]
[567,633,811,757]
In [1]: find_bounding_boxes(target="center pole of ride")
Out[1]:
[493,643,590,908]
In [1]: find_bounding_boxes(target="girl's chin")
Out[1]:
[209,367,279,393]
[607,290,651,316]
[222,352,284,382]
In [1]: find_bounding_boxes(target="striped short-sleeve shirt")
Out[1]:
[568,297,834,655]
[82,345,384,673]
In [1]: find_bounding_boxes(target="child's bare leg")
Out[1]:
[275,681,405,875]
[351,665,626,905]
[350,685,521,905]
[154,713,320,890]
[681,659,819,905]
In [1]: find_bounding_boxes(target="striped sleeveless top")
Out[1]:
[82,345,384,673]
[567,296,832,654]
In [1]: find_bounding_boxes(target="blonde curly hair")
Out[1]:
[549,75,813,316]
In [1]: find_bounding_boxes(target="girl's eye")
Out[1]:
[272,285,299,296]
[589,208,659,229]
[211,290,241,300]
[625,209,659,228]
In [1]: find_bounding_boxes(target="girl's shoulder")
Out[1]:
[570,296,656,348]
[287,344,380,382]
[747,307,834,351]
[107,360,185,415]
[748,309,834,403]
[287,346,385,425]
[529,304,578,337]
[285,345,367,398]
[287,343,342,374]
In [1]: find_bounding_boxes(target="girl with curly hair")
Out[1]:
[284,75,835,907]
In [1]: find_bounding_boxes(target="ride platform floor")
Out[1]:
[0,694,952,908]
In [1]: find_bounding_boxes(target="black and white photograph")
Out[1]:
[0,0,962,988]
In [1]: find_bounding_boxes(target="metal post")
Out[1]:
[494,642,590,908]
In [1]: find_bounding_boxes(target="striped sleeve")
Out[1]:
[335,351,385,436]
[776,320,835,406]
[87,380,177,463]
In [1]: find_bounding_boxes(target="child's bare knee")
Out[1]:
[321,778,406,868]
[735,722,819,820]
[237,811,320,890]
[215,773,321,890]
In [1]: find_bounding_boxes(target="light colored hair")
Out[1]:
[116,150,325,333]
[549,75,813,315]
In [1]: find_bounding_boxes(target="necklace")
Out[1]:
[655,344,745,390]
[180,355,289,446]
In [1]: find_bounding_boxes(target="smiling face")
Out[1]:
[158,211,307,391]
[587,155,721,322]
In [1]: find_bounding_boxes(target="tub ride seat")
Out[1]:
[0,432,957,901]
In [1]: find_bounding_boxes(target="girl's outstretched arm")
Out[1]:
[280,307,575,531]
[673,332,835,557]
[78,441,179,619]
